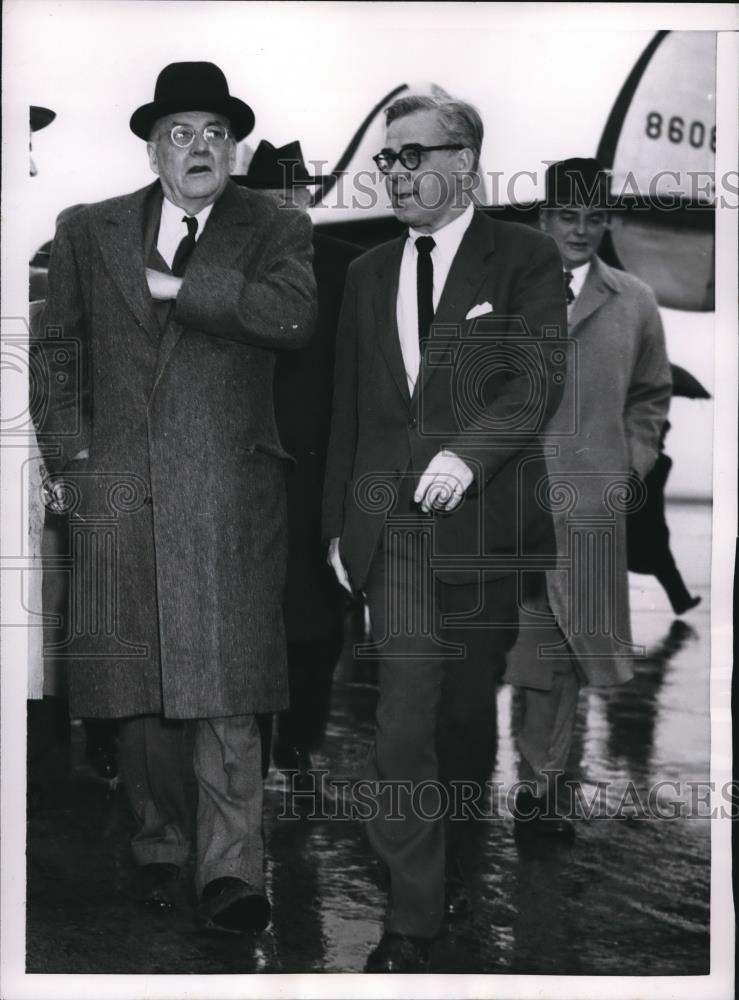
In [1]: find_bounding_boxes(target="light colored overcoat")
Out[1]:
[508,255,672,688]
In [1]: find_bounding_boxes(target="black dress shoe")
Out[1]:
[198,876,271,934]
[134,863,181,909]
[513,787,576,842]
[364,932,431,973]
[672,594,701,616]
[444,859,470,919]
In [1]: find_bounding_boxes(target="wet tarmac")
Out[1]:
[26,501,712,975]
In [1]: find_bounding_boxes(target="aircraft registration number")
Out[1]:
[645,112,716,152]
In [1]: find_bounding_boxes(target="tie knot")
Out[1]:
[183,215,198,238]
[415,236,435,256]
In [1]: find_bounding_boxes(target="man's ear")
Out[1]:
[457,147,475,175]
[146,142,161,176]
[228,141,237,173]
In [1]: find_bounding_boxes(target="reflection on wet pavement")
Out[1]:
[26,502,711,974]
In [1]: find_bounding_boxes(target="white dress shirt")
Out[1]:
[567,260,590,310]
[156,197,214,270]
[396,202,475,393]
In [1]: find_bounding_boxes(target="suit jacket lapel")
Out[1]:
[92,182,162,343]
[373,236,410,405]
[419,210,496,394]
[569,255,617,330]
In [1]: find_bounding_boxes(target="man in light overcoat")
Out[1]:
[33,61,316,933]
[505,157,672,839]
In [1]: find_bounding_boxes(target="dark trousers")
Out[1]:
[656,556,695,614]
[257,631,343,776]
[279,633,343,750]
[362,534,516,938]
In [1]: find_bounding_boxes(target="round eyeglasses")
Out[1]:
[162,124,231,148]
[372,143,464,174]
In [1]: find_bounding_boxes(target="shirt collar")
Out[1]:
[408,201,474,256]
[161,195,214,233]
[567,259,591,298]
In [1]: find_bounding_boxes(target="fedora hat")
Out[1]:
[30,106,55,132]
[130,61,254,141]
[235,140,322,189]
[543,157,612,210]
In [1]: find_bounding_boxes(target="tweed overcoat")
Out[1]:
[34,180,316,719]
[322,211,568,593]
[507,256,672,689]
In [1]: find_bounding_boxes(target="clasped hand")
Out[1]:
[146,268,182,300]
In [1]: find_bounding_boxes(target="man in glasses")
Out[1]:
[323,94,567,971]
[32,62,315,935]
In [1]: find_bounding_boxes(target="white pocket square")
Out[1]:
[465,301,494,320]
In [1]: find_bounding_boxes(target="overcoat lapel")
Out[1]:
[419,210,496,394]
[373,237,410,405]
[568,255,617,330]
[92,183,163,343]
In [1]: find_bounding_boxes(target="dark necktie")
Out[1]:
[171,215,198,277]
[415,236,436,348]
[564,269,575,305]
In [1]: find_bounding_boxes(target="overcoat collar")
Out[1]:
[372,209,497,405]
[568,254,619,330]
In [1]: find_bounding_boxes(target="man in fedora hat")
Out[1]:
[234,141,361,791]
[33,61,316,934]
[504,157,671,839]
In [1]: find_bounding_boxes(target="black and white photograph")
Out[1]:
[1,2,736,997]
